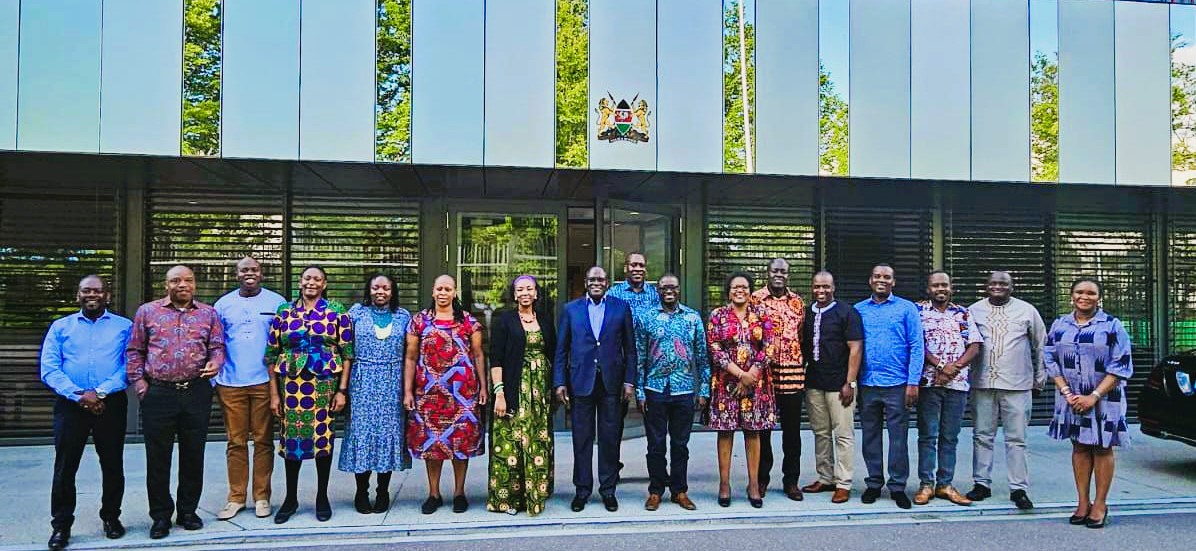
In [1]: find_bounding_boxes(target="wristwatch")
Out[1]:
[96,391,107,400]
[848,381,858,389]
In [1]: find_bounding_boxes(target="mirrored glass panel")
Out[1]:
[456,213,560,330]
[818,0,849,176]
[412,0,484,165]
[755,0,818,176]
[911,0,970,180]
[222,0,300,159]
[375,0,412,163]
[849,0,910,178]
[300,0,374,162]
[589,0,656,171]
[101,0,183,155]
[1115,1,1169,186]
[1058,0,1115,185]
[485,0,555,168]
[723,0,756,173]
[1030,0,1058,182]
[604,208,673,278]
[971,0,1030,182]
[657,0,721,173]
[182,0,222,157]
[0,0,17,150]
[555,0,589,168]
[1172,5,1196,186]
[17,0,101,153]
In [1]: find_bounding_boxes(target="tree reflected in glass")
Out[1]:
[376,0,412,163]
[182,0,221,156]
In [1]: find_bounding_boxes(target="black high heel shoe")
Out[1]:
[1085,508,1109,529]
[1069,503,1091,525]
[273,500,298,524]
[718,495,731,507]
[748,494,764,509]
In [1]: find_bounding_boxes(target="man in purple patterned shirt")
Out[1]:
[126,265,225,540]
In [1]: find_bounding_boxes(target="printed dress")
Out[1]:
[706,305,776,431]
[407,311,485,460]
[487,330,554,516]
[1044,310,1133,448]
[338,303,413,473]
[267,298,354,461]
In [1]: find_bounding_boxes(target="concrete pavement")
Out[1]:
[2,425,1194,550]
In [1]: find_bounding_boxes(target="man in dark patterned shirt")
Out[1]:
[127,265,225,539]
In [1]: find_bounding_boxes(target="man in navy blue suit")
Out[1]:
[554,265,638,513]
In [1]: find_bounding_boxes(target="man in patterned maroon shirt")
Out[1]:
[126,265,225,540]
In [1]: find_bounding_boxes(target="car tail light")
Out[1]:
[1176,371,1194,396]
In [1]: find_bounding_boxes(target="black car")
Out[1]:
[1139,353,1196,448]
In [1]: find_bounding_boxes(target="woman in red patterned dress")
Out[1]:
[404,274,489,514]
[706,272,775,509]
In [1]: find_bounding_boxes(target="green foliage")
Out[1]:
[1172,34,1196,185]
[460,216,559,313]
[376,0,413,163]
[1031,51,1059,182]
[819,63,849,176]
[181,0,221,156]
[723,1,755,173]
[556,0,589,168]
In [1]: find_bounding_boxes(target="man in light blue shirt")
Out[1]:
[854,264,924,510]
[40,275,133,549]
[212,257,287,520]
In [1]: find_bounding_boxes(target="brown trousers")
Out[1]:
[217,383,274,503]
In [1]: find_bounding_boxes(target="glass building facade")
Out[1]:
[3,0,1196,438]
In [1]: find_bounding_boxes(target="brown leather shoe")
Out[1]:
[645,494,662,511]
[913,486,934,505]
[784,484,804,501]
[831,488,850,503]
[802,481,834,493]
[935,486,973,506]
[671,492,697,511]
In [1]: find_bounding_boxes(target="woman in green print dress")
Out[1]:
[487,275,557,515]
[267,265,354,523]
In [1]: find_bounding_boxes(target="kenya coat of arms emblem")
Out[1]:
[597,93,650,143]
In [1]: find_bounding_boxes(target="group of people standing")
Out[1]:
[38,254,1133,550]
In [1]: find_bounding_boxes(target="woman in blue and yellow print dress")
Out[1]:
[266,266,353,523]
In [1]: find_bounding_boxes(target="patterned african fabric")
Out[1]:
[915,300,983,391]
[705,305,776,431]
[968,297,1047,391]
[487,330,554,516]
[751,288,807,393]
[608,281,661,326]
[338,303,413,473]
[267,298,354,461]
[1045,310,1133,448]
[634,304,711,401]
[126,298,226,384]
[407,311,485,460]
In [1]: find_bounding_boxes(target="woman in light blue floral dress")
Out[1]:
[339,274,412,514]
[1045,278,1131,529]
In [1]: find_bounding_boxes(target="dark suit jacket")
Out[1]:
[553,295,637,397]
[489,309,556,413]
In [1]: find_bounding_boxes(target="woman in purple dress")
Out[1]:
[1045,278,1132,529]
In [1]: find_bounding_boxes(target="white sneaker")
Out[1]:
[254,500,271,518]
[217,502,245,521]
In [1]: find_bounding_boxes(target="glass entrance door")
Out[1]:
[604,202,682,283]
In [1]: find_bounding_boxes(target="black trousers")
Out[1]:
[51,392,128,530]
[140,382,213,522]
[644,391,695,495]
[759,391,804,489]
[571,375,622,499]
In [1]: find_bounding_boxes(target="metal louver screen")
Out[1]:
[1054,212,1155,421]
[822,207,932,304]
[704,206,817,312]
[1169,214,1196,354]
[0,192,118,438]
[289,197,421,311]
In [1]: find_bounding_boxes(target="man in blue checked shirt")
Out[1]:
[854,264,924,511]
[40,275,133,551]
[634,273,710,512]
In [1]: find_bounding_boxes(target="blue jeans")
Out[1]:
[860,385,910,493]
[917,387,969,488]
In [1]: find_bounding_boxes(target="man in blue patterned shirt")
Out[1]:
[608,252,661,326]
[634,273,710,512]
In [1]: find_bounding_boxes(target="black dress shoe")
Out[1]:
[570,495,587,512]
[47,528,69,551]
[273,501,298,524]
[421,496,443,515]
[602,495,619,512]
[149,519,171,539]
[103,519,126,539]
[861,487,882,504]
[892,492,912,510]
[718,495,731,507]
[965,484,991,502]
[315,496,332,522]
[176,513,203,530]
[1010,490,1034,510]
[452,495,469,513]
[355,489,373,514]
[372,490,391,514]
